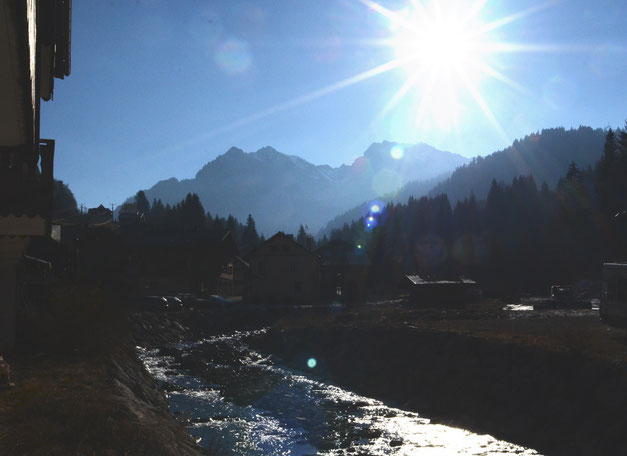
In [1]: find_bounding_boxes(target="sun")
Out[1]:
[392,4,477,75]
[362,0,529,136]
[380,0,497,129]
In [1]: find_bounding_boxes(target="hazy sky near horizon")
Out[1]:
[42,0,627,209]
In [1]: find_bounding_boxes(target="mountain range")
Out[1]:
[134,142,470,235]
[318,126,608,237]
[131,126,607,237]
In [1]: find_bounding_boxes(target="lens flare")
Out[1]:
[214,38,252,75]
[370,203,381,213]
[390,146,404,160]
[307,358,317,368]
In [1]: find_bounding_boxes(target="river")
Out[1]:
[138,328,540,455]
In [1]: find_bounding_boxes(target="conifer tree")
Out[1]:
[225,215,239,239]
[241,214,260,252]
[52,179,79,218]
[617,122,627,158]
[135,191,150,216]
[296,224,308,247]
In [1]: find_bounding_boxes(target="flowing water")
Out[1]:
[138,330,540,455]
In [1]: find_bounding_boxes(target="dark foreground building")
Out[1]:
[0,0,71,349]
[243,232,320,304]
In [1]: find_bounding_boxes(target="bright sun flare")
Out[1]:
[190,1,552,149]
[394,6,476,73]
[392,3,482,127]
[362,0,532,136]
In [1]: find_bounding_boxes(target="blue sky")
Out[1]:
[42,0,627,209]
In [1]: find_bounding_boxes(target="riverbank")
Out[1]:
[125,300,627,454]
[250,303,627,455]
[0,336,208,455]
[134,309,540,455]
[256,325,627,455]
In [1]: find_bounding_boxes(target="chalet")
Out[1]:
[316,240,370,302]
[402,275,480,306]
[244,232,320,304]
[0,0,72,349]
[217,256,250,298]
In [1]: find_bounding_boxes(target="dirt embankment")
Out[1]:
[256,325,627,456]
[0,334,206,456]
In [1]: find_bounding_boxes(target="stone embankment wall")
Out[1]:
[105,342,209,456]
[0,339,208,456]
[256,326,627,455]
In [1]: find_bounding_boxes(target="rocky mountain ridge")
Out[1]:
[135,142,470,235]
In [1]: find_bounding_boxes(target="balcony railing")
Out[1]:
[0,139,55,222]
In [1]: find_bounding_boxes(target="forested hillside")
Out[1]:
[327,127,627,294]
[428,127,606,204]
[318,175,444,238]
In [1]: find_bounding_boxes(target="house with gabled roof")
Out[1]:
[243,231,320,303]
[217,256,250,298]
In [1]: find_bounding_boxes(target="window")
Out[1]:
[290,262,299,273]
[336,286,342,296]
[294,281,302,293]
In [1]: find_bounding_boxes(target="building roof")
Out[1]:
[244,231,317,260]
[52,206,113,228]
[232,256,250,268]
[87,204,111,216]
[405,275,476,286]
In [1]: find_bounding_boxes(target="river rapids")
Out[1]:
[138,329,539,455]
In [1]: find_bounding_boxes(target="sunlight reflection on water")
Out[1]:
[138,331,540,456]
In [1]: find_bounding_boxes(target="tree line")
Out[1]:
[328,125,627,294]
[127,192,264,253]
[428,126,606,204]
